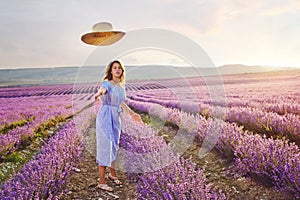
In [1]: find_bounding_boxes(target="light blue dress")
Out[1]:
[96,80,126,166]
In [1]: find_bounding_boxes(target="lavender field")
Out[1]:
[0,69,299,199]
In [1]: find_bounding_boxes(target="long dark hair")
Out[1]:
[102,60,125,84]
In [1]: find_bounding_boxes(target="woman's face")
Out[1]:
[111,62,123,79]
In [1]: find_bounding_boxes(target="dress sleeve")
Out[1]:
[100,81,110,93]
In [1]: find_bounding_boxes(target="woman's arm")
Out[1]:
[121,102,143,124]
[94,87,107,100]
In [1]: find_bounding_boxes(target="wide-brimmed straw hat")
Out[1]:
[81,22,125,46]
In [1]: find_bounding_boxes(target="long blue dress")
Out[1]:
[96,80,126,166]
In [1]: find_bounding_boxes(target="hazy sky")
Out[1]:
[1,0,300,69]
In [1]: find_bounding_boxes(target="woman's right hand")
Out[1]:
[94,94,100,101]
[94,88,107,101]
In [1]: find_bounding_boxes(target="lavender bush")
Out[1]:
[137,158,226,200]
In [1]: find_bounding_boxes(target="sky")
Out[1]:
[0,0,300,69]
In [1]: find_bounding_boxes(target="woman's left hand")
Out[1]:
[132,113,143,124]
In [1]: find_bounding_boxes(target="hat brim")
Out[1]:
[81,31,125,46]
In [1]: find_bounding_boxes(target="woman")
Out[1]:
[94,60,142,192]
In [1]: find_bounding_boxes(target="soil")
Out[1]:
[61,117,289,200]
[60,150,137,200]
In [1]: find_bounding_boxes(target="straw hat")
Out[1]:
[81,22,125,46]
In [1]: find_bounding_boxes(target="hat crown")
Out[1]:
[92,22,113,32]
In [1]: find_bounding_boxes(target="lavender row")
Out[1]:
[0,95,72,130]
[127,88,300,116]
[0,91,93,134]
[0,93,95,157]
[226,106,300,144]
[0,83,97,98]
[0,84,73,98]
[127,94,300,145]
[1,93,92,130]
[0,106,93,199]
[224,96,300,115]
[137,158,226,200]
[118,113,226,199]
[126,78,300,116]
[127,99,300,198]
[0,111,67,158]
[0,98,73,157]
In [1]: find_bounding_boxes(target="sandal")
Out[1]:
[97,183,113,192]
[108,173,123,185]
